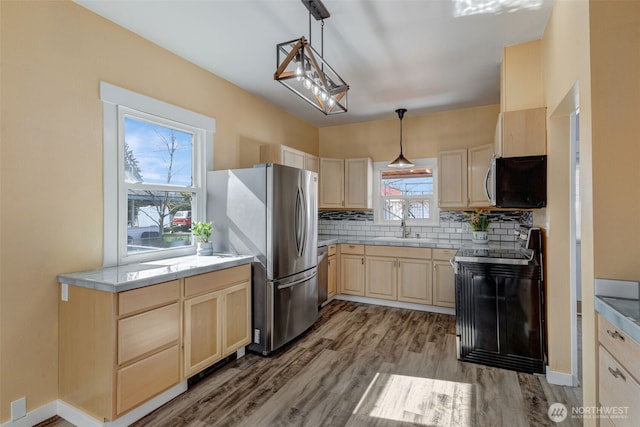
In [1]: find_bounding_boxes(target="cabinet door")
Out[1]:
[319,158,345,208]
[365,256,397,300]
[183,291,222,377]
[340,254,365,296]
[222,281,251,356]
[327,255,337,298]
[281,146,305,169]
[304,153,319,173]
[397,258,432,305]
[467,144,493,207]
[502,107,546,157]
[345,158,372,209]
[433,259,456,308]
[438,149,468,208]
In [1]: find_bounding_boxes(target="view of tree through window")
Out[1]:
[381,168,434,222]
[123,116,195,254]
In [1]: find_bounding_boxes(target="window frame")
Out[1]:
[101,82,215,266]
[373,158,439,226]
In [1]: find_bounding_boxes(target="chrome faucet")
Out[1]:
[401,220,410,238]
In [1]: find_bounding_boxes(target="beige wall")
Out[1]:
[0,1,317,422]
[319,105,499,161]
[540,0,593,395]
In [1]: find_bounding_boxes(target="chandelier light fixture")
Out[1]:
[274,0,349,115]
[388,108,415,168]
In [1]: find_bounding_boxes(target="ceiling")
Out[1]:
[74,0,553,128]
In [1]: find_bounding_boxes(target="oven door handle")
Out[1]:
[276,272,317,291]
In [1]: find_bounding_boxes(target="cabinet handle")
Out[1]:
[608,366,626,382]
[607,329,625,341]
[361,258,364,265]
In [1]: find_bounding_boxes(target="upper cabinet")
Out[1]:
[319,157,372,209]
[501,40,543,112]
[467,144,493,207]
[438,149,468,208]
[259,144,319,173]
[501,107,547,157]
[438,144,493,209]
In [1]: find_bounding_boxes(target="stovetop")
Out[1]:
[454,247,535,265]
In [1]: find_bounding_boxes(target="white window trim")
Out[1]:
[373,158,439,226]
[100,82,215,266]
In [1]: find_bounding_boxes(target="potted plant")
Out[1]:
[469,209,490,244]
[191,221,213,256]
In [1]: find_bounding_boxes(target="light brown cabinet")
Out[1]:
[339,244,365,296]
[438,145,493,208]
[59,264,251,421]
[59,280,181,420]
[467,144,493,207]
[183,266,251,378]
[327,244,337,298]
[501,107,546,157]
[438,149,467,208]
[598,314,640,427]
[432,249,457,308]
[259,143,319,172]
[365,255,398,300]
[319,157,372,209]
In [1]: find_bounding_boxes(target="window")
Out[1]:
[101,82,215,266]
[373,159,439,226]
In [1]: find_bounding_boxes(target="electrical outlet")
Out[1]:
[61,283,69,302]
[253,329,260,344]
[11,397,26,421]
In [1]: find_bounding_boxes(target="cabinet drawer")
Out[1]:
[328,244,337,256]
[341,244,364,255]
[184,264,251,297]
[118,280,179,316]
[599,314,640,382]
[598,345,640,427]
[118,303,180,365]
[365,245,431,259]
[432,249,457,261]
[116,345,180,416]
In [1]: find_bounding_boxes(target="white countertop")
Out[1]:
[58,254,254,293]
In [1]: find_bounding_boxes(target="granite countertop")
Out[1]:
[58,254,255,293]
[595,278,640,344]
[317,234,462,249]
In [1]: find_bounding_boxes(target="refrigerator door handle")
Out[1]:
[295,186,307,257]
[276,271,318,291]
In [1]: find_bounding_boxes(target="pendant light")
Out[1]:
[388,108,415,168]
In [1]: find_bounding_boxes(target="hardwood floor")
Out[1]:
[41,300,582,426]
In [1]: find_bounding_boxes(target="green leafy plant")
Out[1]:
[191,221,212,243]
[468,209,490,232]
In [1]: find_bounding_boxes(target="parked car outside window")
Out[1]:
[172,210,192,230]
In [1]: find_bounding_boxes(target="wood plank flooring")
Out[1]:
[41,300,582,426]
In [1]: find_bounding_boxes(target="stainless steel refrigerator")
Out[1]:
[207,163,318,355]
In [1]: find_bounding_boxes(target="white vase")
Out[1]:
[472,231,489,244]
[196,241,213,256]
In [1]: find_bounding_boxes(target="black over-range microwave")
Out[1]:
[486,155,547,208]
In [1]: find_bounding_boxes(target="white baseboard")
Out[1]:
[334,295,456,315]
[546,367,578,386]
[1,401,57,427]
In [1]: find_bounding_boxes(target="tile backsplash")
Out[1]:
[318,210,533,248]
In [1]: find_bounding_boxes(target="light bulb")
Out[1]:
[329,97,336,107]
[303,78,312,90]
[295,63,303,82]
[320,90,328,102]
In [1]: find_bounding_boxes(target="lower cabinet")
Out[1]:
[340,244,365,296]
[327,244,337,298]
[598,314,640,427]
[432,249,457,308]
[338,244,453,308]
[59,264,251,422]
[183,266,251,378]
